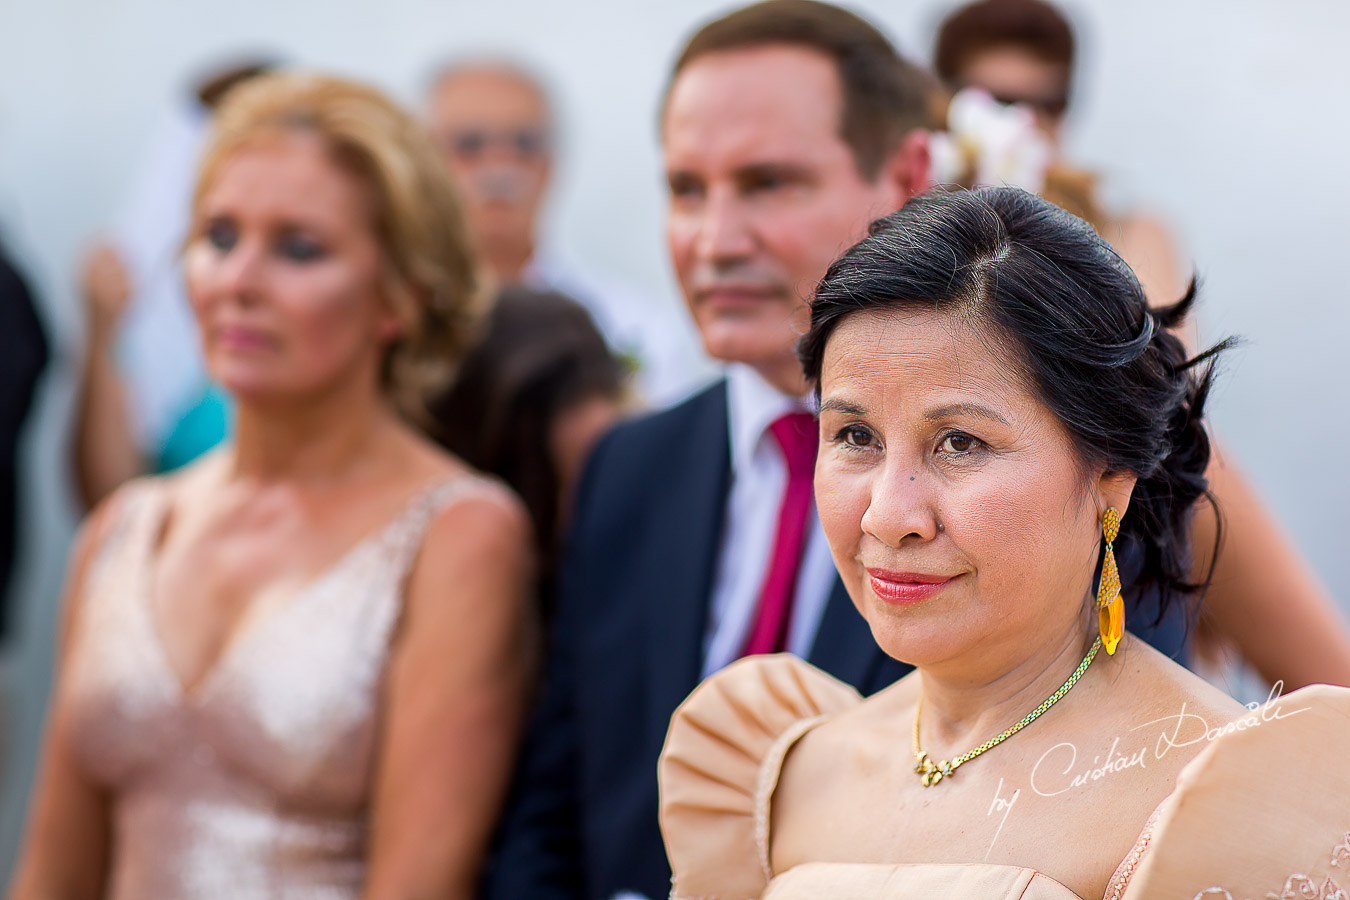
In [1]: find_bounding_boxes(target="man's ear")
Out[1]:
[1097,470,1138,522]
[878,128,932,210]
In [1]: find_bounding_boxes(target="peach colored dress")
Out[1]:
[658,655,1350,900]
[62,475,497,900]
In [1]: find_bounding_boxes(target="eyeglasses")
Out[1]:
[439,127,550,161]
[980,88,1069,121]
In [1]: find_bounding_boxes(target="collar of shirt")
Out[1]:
[725,363,814,476]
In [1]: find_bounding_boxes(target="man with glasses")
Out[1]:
[426,61,711,406]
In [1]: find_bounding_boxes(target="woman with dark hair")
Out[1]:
[429,285,628,589]
[657,188,1350,898]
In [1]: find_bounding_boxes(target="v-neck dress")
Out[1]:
[63,475,497,899]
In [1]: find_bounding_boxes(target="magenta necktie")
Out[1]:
[740,411,819,657]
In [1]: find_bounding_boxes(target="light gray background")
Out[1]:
[1,0,1346,877]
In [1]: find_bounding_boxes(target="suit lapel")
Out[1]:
[807,576,879,691]
[645,382,732,742]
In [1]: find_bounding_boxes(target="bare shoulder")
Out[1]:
[781,669,919,783]
[1111,212,1188,307]
[982,639,1249,890]
[1116,212,1176,251]
[1110,637,1245,732]
[67,472,167,591]
[421,476,532,565]
[388,422,534,568]
[58,470,174,653]
[401,475,534,632]
[770,671,920,868]
[74,457,224,567]
[1050,638,1248,815]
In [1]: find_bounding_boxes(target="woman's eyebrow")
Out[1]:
[818,398,867,415]
[923,402,1011,426]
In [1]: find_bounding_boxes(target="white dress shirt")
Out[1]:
[700,364,837,678]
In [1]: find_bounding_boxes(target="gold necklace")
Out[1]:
[912,636,1102,787]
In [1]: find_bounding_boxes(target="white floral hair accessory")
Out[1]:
[929,87,1053,194]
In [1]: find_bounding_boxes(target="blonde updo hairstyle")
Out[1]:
[192,71,482,421]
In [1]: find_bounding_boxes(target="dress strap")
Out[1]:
[381,474,509,587]
[86,476,167,583]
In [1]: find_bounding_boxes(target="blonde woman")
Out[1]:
[10,73,536,900]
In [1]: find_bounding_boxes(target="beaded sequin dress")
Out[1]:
[63,476,494,899]
[658,655,1350,900]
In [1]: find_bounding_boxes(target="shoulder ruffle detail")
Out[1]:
[659,654,862,900]
[1119,684,1350,899]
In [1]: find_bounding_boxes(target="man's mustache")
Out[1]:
[687,262,785,295]
[466,167,535,205]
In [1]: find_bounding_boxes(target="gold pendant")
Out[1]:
[914,751,954,787]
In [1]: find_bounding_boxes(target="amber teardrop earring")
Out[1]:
[1097,507,1124,655]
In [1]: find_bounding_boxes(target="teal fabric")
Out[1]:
[156,383,232,473]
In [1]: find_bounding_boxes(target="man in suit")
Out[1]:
[482,4,932,899]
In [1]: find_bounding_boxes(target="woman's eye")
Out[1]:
[205,221,237,252]
[277,234,326,263]
[835,425,874,449]
[938,432,981,454]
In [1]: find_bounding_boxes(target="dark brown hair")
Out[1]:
[801,188,1229,624]
[668,0,933,179]
[428,286,627,581]
[934,0,1075,87]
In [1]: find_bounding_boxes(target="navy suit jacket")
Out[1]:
[482,381,911,900]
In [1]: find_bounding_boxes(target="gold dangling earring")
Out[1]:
[1097,507,1124,655]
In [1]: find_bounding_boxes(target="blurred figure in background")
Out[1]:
[0,243,47,642]
[931,0,1184,303]
[425,59,713,407]
[931,0,1350,691]
[428,284,629,599]
[74,60,274,511]
[10,73,536,900]
[0,240,48,778]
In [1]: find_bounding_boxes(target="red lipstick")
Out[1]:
[866,569,956,605]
